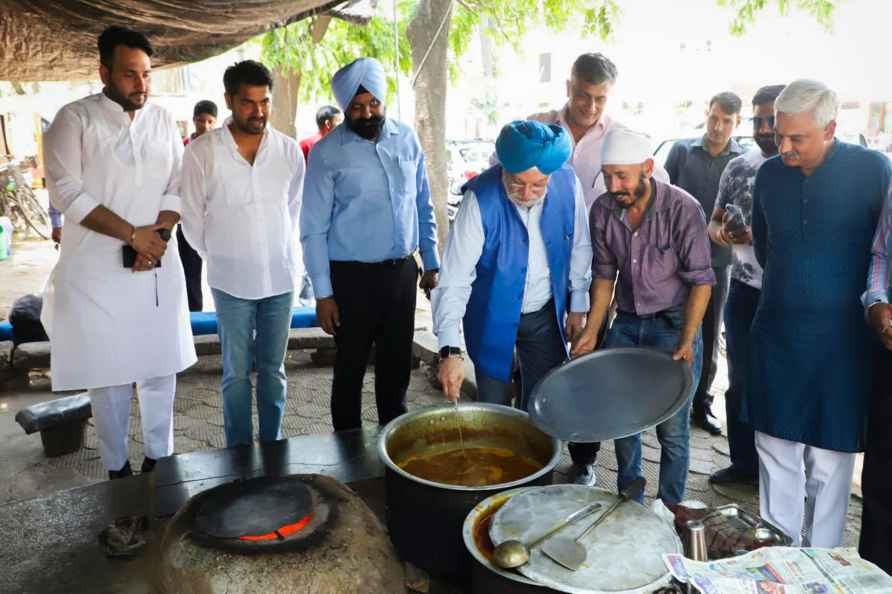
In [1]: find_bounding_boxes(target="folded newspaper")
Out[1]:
[664,546,892,594]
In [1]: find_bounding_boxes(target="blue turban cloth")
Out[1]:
[495,120,572,175]
[331,57,387,112]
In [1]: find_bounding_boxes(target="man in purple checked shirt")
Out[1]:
[572,127,714,506]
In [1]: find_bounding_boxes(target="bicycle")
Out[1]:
[0,161,49,241]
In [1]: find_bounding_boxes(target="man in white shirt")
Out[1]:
[528,52,669,485]
[42,26,197,479]
[181,61,304,447]
[434,120,591,411]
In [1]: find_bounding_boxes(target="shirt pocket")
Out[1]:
[396,156,418,197]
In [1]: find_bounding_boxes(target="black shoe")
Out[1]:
[567,464,597,486]
[692,408,723,436]
[108,460,133,480]
[709,465,758,485]
[140,457,157,473]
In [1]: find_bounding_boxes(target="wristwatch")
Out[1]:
[439,346,463,361]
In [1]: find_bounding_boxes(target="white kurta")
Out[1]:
[42,93,197,391]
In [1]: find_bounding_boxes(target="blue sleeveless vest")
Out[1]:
[463,164,576,382]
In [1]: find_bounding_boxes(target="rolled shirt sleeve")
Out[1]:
[415,150,441,272]
[675,200,716,287]
[431,191,484,350]
[569,178,592,312]
[43,107,101,225]
[300,149,336,299]
[590,203,618,281]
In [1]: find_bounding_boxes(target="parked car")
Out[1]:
[446,139,494,220]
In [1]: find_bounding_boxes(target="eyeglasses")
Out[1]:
[751,115,775,129]
[505,176,549,195]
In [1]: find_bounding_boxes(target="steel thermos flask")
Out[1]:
[686,520,708,561]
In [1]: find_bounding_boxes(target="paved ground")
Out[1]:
[0,349,864,547]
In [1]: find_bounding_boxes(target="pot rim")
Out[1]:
[377,403,562,492]
[461,486,546,587]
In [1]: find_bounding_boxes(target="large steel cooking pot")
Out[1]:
[378,403,561,578]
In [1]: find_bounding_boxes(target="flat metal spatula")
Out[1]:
[542,477,646,571]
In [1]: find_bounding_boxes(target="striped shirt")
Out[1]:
[864,182,892,309]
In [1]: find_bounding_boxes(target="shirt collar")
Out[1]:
[611,178,662,223]
[98,90,142,121]
[222,117,270,162]
[558,105,610,146]
[693,134,743,156]
[339,117,399,146]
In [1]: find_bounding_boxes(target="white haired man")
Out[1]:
[749,79,891,547]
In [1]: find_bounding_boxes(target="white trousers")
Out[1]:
[88,374,176,471]
[755,431,856,547]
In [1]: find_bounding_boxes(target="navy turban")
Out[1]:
[495,120,572,175]
[331,57,387,112]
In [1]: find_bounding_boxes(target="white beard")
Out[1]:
[509,195,545,208]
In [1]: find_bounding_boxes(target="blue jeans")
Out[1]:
[723,279,760,474]
[212,288,294,447]
[609,310,703,505]
[475,300,566,411]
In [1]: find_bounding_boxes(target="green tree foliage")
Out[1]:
[259,0,839,105]
[449,0,619,59]
[260,15,413,104]
[718,0,841,35]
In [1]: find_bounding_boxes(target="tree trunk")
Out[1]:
[407,0,453,255]
[270,67,301,139]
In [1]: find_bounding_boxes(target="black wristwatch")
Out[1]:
[439,346,463,360]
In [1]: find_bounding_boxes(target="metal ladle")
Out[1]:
[542,477,646,571]
[491,501,604,569]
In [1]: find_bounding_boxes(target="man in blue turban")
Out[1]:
[300,57,440,432]
[432,120,592,413]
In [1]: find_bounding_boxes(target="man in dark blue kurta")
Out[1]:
[750,79,891,547]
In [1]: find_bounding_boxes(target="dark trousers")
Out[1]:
[176,225,204,312]
[474,300,565,411]
[722,279,759,473]
[693,265,729,414]
[329,257,417,431]
[859,347,892,574]
[568,312,609,466]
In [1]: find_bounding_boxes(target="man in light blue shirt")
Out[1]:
[301,57,439,431]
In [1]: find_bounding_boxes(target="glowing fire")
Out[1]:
[238,513,313,541]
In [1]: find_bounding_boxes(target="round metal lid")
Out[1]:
[527,348,692,442]
[489,484,681,593]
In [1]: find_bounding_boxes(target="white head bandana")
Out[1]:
[601,128,654,166]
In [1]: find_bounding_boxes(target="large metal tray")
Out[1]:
[489,484,680,593]
[527,348,693,442]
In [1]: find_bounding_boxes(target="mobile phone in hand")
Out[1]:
[122,228,170,268]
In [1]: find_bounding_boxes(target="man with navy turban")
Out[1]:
[432,120,592,414]
[300,57,440,431]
